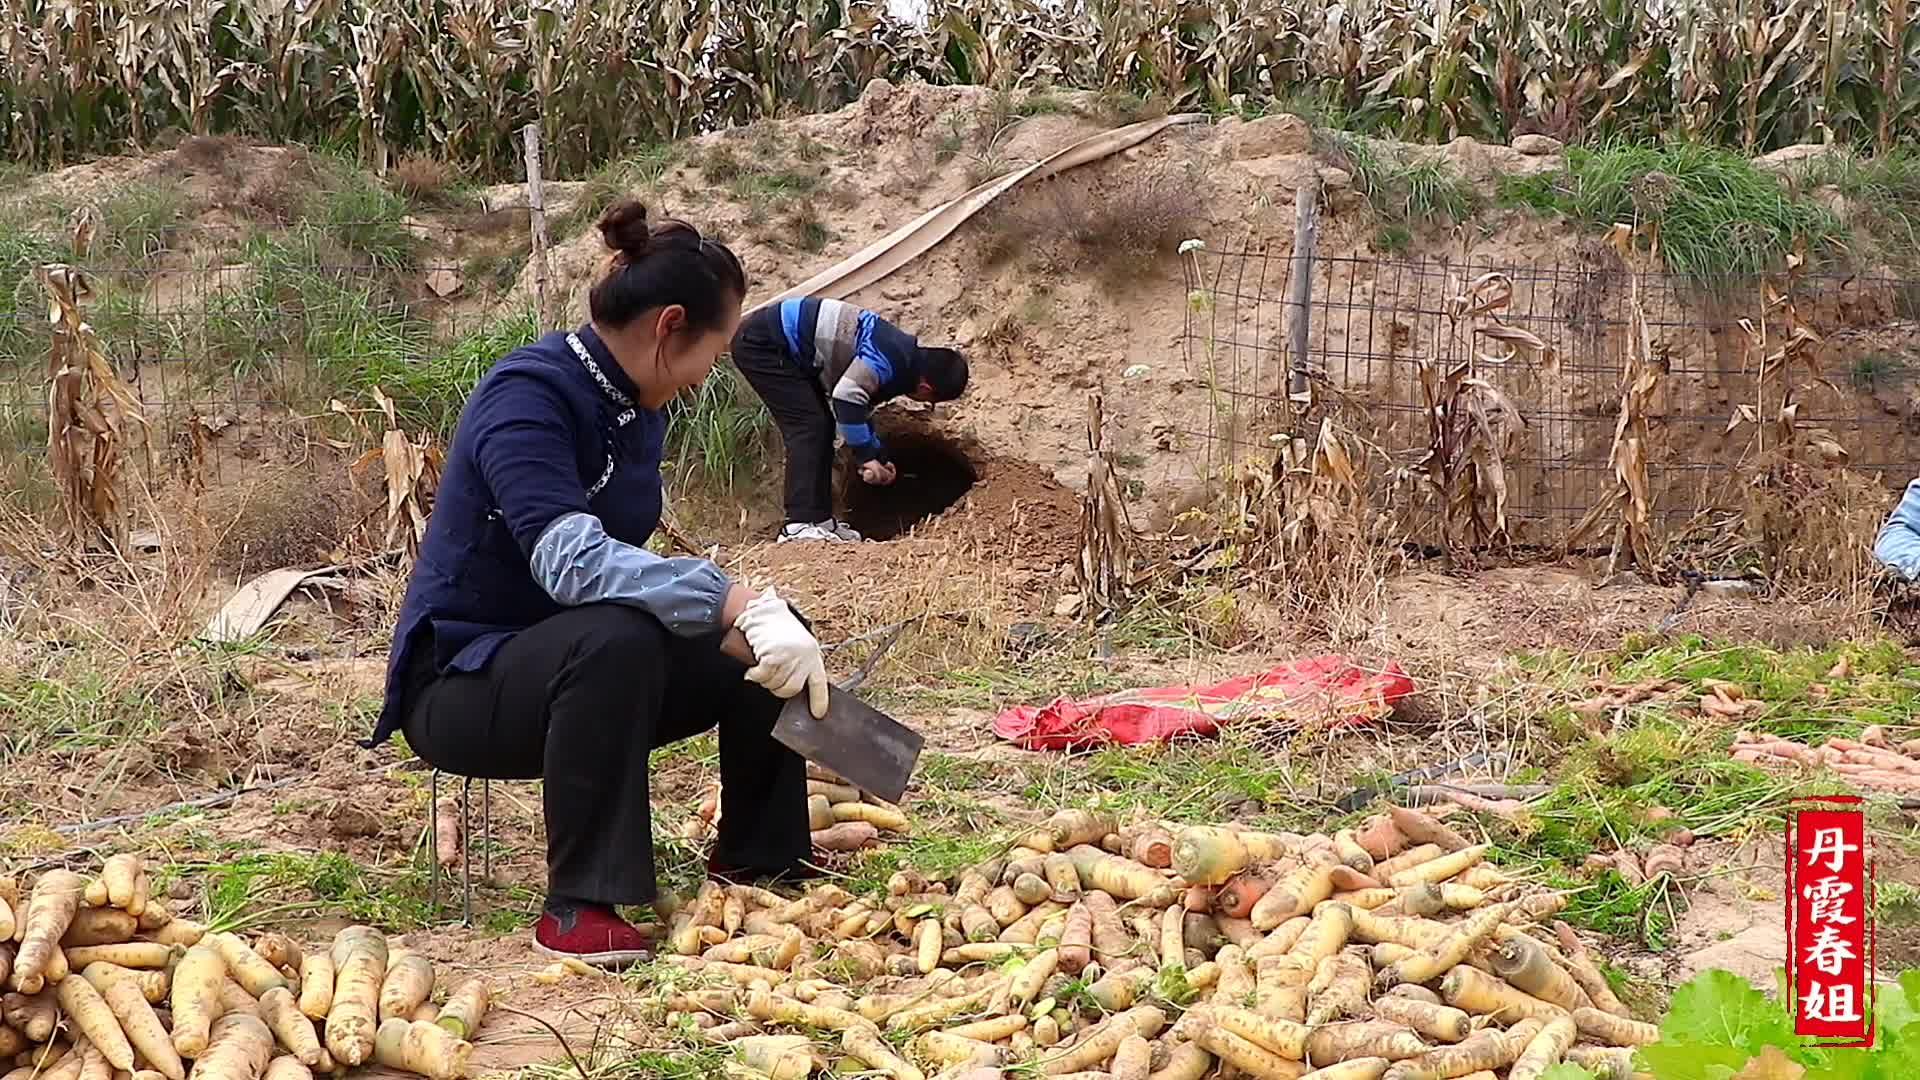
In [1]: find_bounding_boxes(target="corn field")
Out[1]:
[5,0,1920,178]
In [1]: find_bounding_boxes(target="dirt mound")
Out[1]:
[521,81,1920,558]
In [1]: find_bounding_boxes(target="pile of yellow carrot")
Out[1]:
[651,807,1662,1080]
[0,859,488,1080]
[679,766,913,854]
[1731,726,1920,795]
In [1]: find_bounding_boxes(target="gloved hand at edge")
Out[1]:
[733,587,830,719]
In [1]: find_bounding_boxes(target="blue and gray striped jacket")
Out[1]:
[778,297,922,464]
[1875,477,1920,581]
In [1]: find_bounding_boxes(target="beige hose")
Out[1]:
[748,113,1208,311]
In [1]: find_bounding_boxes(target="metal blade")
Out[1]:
[772,685,924,805]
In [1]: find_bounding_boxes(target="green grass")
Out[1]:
[1483,634,1920,948]
[1375,223,1413,253]
[1396,159,1475,225]
[559,144,679,238]
[1607,635,1916,738]
[180,849,433,932]
[0,667,180,766]
[99,180,189,263]
[479,883,543,934]
[1531,865,1679,948]
[1080,90,1165,127]
[662,361,773,495]
[307,164,418,269]
[1497,140,1845,280]
[791,206,832,253]
[1041,736,1321,831]
[1851,349,1913,390]
[1323,131,1473,234]
[166,226,538,434]
[696,145,819,203]
[348,305,539,434]
[1796,146,1920,263]
[1251,86,1394,134]
[1016,92,1069,118]
[0,205,65,360]
[1881,879,1920,923]
[843,833,1007,898]
[463,242,532,295]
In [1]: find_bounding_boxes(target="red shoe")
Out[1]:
[533,903,652,967]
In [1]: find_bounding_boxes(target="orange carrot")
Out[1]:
[1217,872,1277,920]
[1128,829,1176,870]
[1354,817,1408,862]
[1387,808,1472,853]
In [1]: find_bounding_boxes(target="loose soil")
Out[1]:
[4,80,1919,1074]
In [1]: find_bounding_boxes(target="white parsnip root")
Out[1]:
[2,804,1641,1080]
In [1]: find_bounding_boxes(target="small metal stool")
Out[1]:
[427,771,492,927]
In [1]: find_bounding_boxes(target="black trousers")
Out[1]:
[401,604,809,906]
[732,310,836,525]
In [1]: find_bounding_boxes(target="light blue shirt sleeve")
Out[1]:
[529,511,731,636]
[1873,478,1920,582]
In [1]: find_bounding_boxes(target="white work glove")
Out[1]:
[859,460,897,486]
[734,587,830,719]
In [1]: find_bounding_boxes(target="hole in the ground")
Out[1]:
[842,431,978,541]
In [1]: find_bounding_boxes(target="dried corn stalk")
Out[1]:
[1413,272,1536,549]
[7,0,1920,173]
[1235,411,1401,640]
[1076,392,1132,618]
[1564,263,1660,574]
[40,264,144,552]
[1714,254,1882,586]
[350,387,442,561]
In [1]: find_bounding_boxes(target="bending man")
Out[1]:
[731,297,968,543]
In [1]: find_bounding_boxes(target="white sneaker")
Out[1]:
[778,522,851,544]
[825,519,864,542]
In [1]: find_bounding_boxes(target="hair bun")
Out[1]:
[597,199,652,261]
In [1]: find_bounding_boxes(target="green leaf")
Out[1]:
[1799,1048,1870,1080]
[1543,1065,1601,1080]
[1661,970,1798,1056]
[1878,971,1920,1034]
[1637,1042,1757,1080]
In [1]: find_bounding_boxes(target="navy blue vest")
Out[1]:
[370,325,666,745]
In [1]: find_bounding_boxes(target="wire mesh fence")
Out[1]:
[1182,244,1920,547]
[0,218,531,506]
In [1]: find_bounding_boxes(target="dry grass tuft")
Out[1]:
[389,155,458,203]
[727,538,1014,687]
[0,475,221,648]
[1740,466,1894,597]
[979,163,1206,278]
[210,468,364,579]
[173,135,248,174]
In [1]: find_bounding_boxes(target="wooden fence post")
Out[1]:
[1285,172,1323,402]
[522,121,553,331]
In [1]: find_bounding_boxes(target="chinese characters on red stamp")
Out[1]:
[1787,796,1874,1046]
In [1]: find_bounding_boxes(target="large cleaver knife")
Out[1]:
[772,685,924,805]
